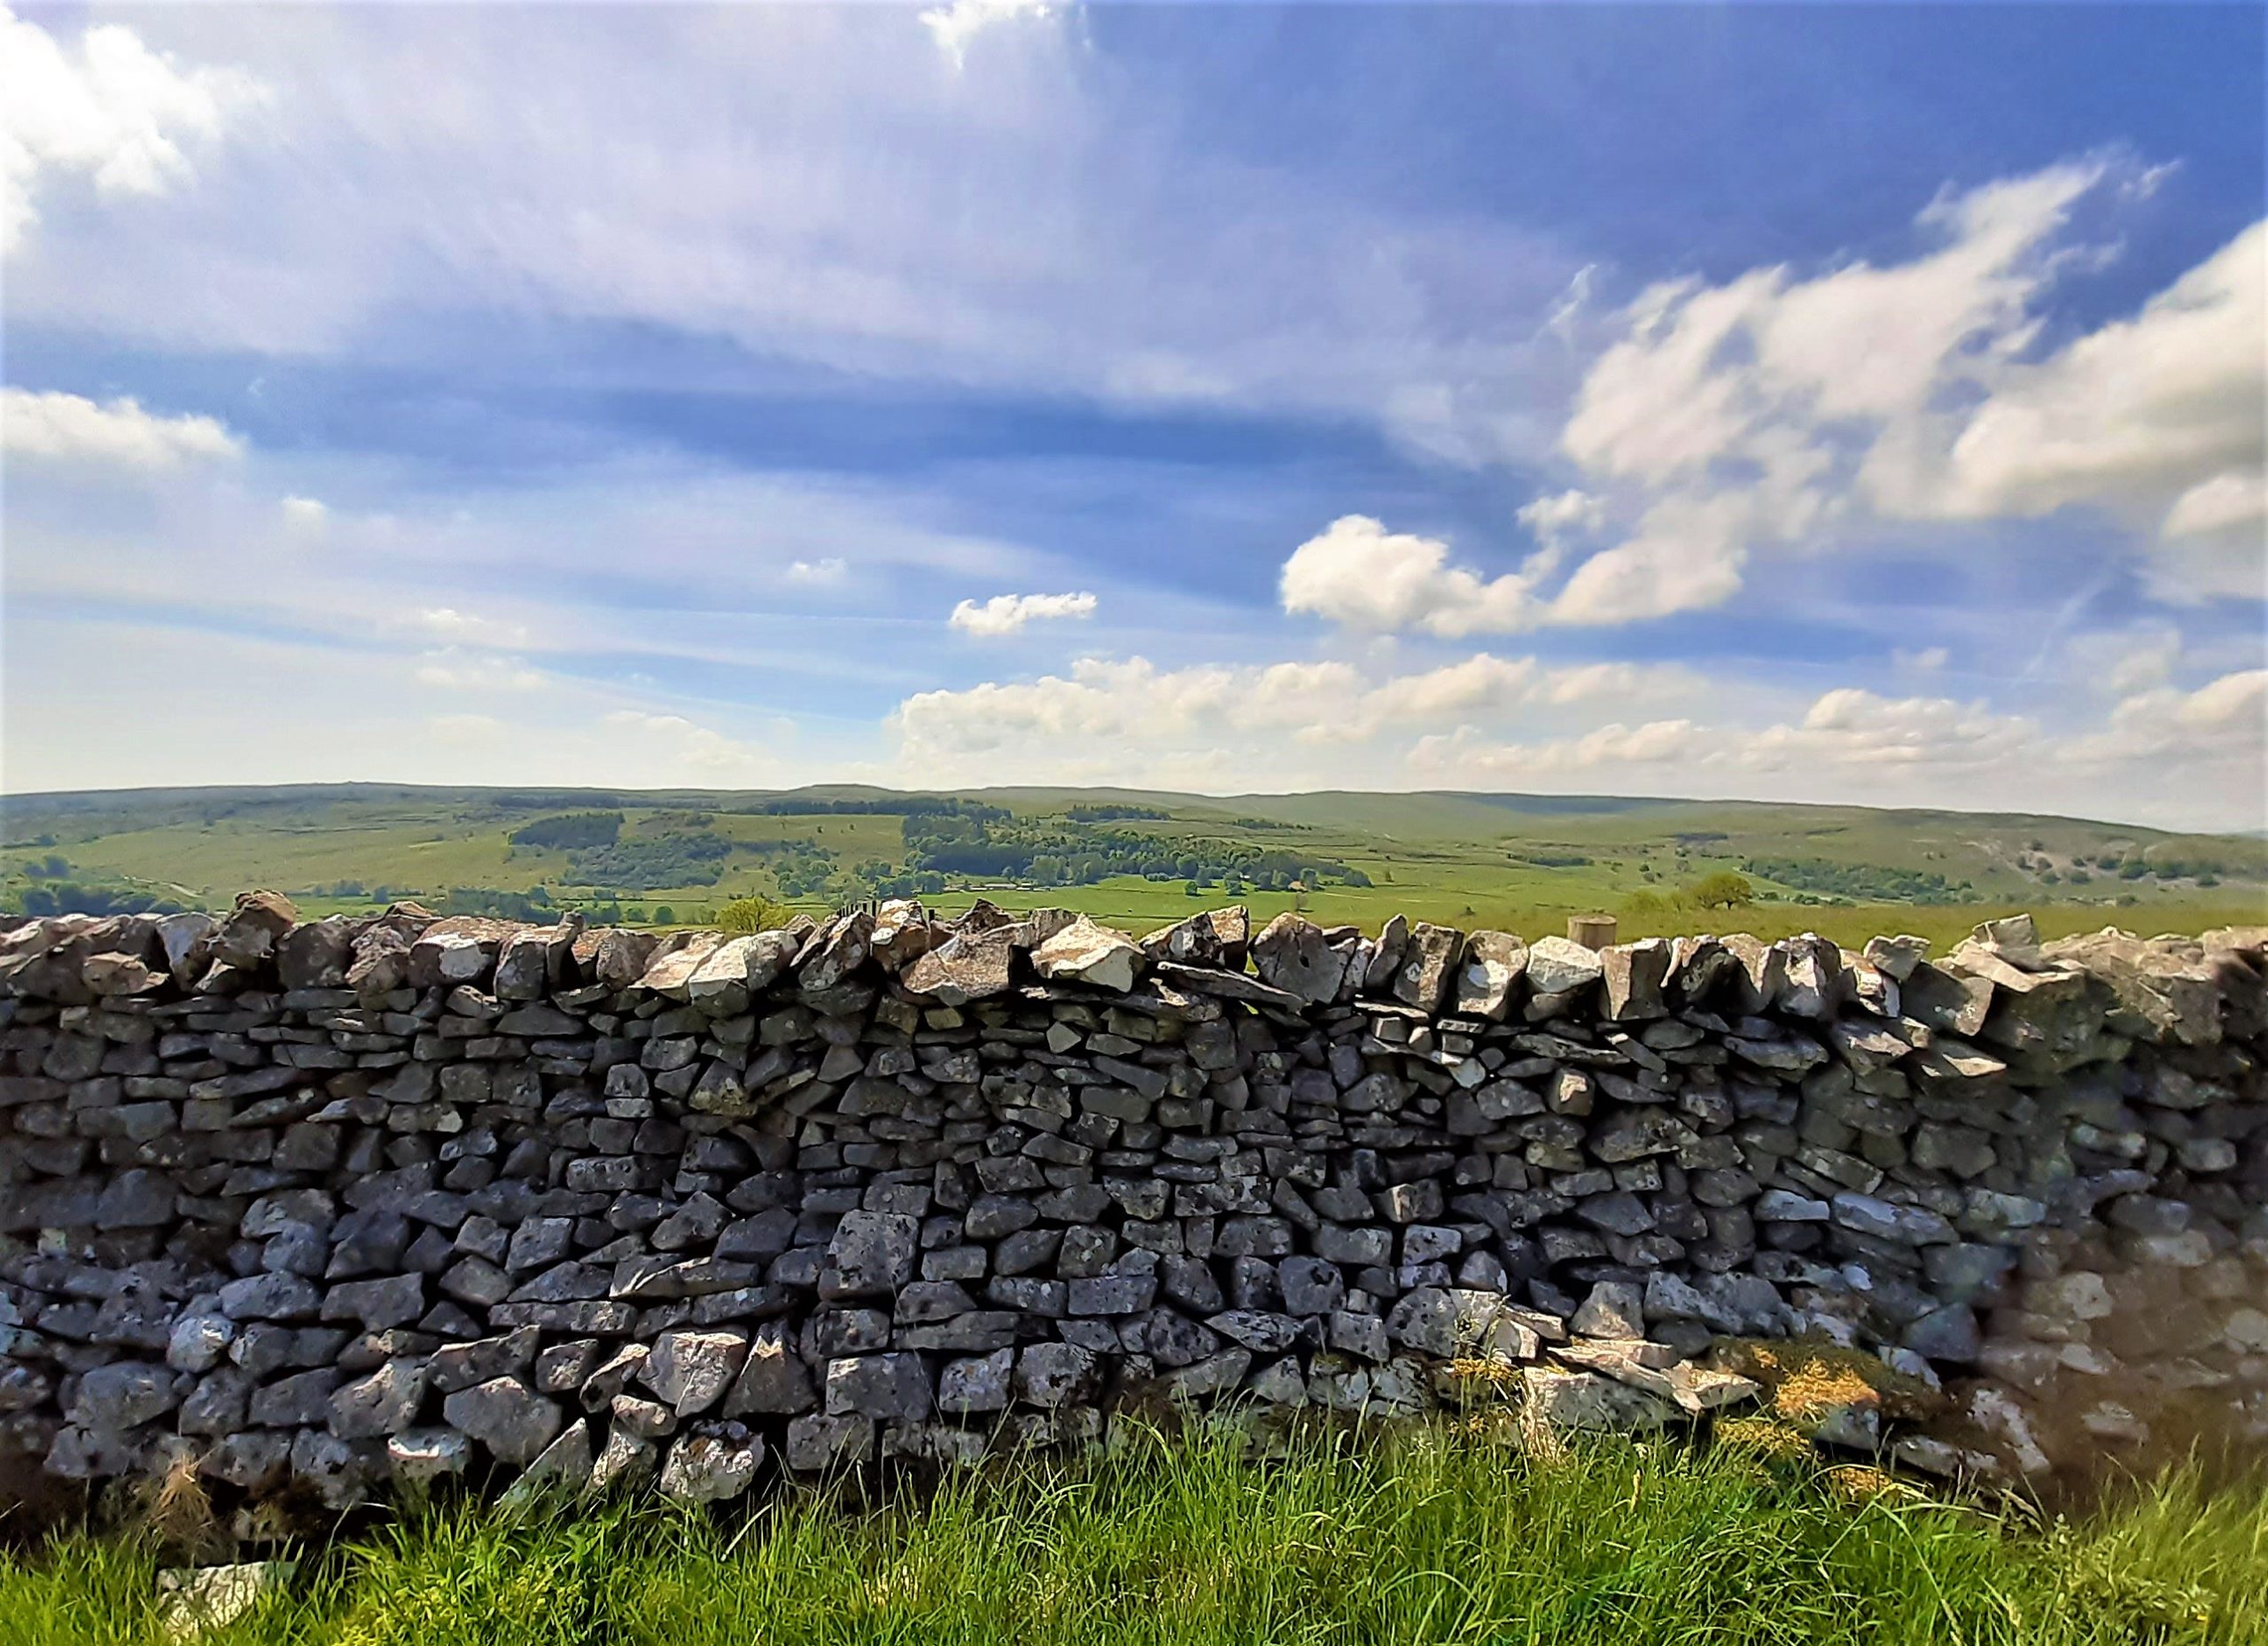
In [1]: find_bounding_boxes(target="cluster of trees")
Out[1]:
[12,883,187,917]
[899,813,1360,891]
[1744,858,1961,903]
[20,854,72,880]
[566,831,734,891]
[1064,804,1169,822]
[442,887,559,921]
[508,811,625,850]
[740,796,1007,820]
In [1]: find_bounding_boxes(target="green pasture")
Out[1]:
[5,1425,2264,1646]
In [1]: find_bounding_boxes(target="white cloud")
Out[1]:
[2062,622,2184,697]
[786,556,848,586]
[406,607,530,648]
[0,6,260,253]
[1280,516,1548,636]
[1406,686,2041,792]
[1547,161,2266,620]
[1741,687,2038,771]
[890,649,1704,779]
[0,385,242,468]
[413,651,545,693]
[1,8,1577,447]
[1930,222,2264,514]
[428,712,506,745]
[1513,488,1604,576]
[279,494,327,530]
[919,0,1057,69]
[1408,718,1701,780]
[1893,646,1951,674]
[600,709,773,780]
[2066,668,2268,765]
[950,590,1099,636]
[2163,470,2266,542]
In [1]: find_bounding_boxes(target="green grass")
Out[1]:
[5,1426,2264,1645]
[5,783,2263,941]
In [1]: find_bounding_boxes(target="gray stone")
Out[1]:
[1524,936,1604,996]
[938,1348,1014,1415]
[1032,917,1142,992]
[387,1427,472,1491]
[67,1362,176,1431]
[784,1412,876,1473]
[441,1378,562,1466]
[658,1424,764,1502]
[1015,1342,1099,1409]
[330,1358,428,1439]
[825,1353,933,1420]
[641,1328,750,1416]
[822,1211,919,1300]
[1251,915,1349,1006]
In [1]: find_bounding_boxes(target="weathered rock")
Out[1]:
[1525,936,1604,997]
[641,1328,750,1416]
[1252,915,1349,1007]
[1449,931,1526,1020]
[658,1424,763,1502]
[211,891,298,968]
[1033,917,1142,992]
[1392,923,1464,1013]
[903,928,1015,1005]
[1520,1367,1680,1432]
[441,1378,561,1467]
[156,1562,289,1642]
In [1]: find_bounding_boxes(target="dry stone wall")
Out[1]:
[3,895,2264,1510]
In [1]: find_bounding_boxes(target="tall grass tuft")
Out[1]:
[3,1425,2262,1644]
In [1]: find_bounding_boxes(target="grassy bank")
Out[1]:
[6,1426,2264,1645]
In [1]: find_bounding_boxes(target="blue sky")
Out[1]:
[2,2,2262,828]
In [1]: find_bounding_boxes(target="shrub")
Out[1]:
[1689,871,1755,910]
[718,896,798,934]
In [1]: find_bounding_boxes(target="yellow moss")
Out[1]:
[1714,1334,1946,1425]
[1823,1464,1918,1503]
[1712,1415,1815,1464]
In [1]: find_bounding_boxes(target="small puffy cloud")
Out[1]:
[919,0,1055,68]
[413,651,545,692]
[601,709,773,779]
[0,385,241,468]
[1893,646,1951,674]
[2163,470,2266,542]
[2065,668,2268,765]
[786,556,848,586]
[408,607,530,648]
[1280,516,1545,636]
[1515,488,1604,547]
[280,495,327,530]
[950,589,1098,637]
[0,6,261,253]
[1408,686,2039,789]
[1742,687,2038,771]
[892,649,1701,776]
[1407,718,1701,781]
[2062,622,2184,697]
[427,712,506,745]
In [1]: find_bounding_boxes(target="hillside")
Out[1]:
[3,782,2263,945]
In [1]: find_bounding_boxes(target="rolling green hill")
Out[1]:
[3,782,2262,949]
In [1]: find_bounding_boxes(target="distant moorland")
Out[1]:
[3,783,2263,950]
